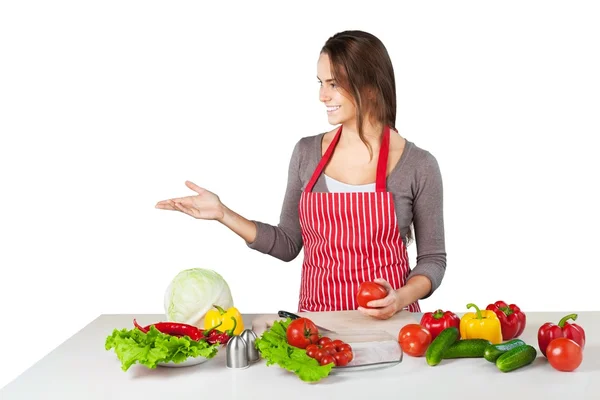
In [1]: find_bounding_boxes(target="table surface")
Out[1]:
[1,312,598,399]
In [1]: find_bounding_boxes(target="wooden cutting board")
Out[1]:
[251,310,422,341]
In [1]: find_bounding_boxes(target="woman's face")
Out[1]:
[317,53,357,126]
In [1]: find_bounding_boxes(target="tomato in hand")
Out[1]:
[357,281,388,308]
[286,318,319,349]
[398,324,432,357]
[546,337,583,372]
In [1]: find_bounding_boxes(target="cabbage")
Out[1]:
[164,268,234,328]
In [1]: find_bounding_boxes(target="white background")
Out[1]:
[1,0,599,389]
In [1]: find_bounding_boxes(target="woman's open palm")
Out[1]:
[155,181,225,220]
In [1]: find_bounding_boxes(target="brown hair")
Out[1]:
[321,30,397,160]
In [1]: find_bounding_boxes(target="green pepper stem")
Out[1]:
[213,305,226,315]
[204,320,223,336]
[466,303,483,319]
[226,316,238,336]
[433,309,444,319]
[558,313,577,328]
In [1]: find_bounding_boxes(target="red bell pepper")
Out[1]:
[486,301,526,340]
[420,309,461,340]
[538,313,586,357]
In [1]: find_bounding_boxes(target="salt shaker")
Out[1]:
[240,329,259,363]
[226,335,249,369]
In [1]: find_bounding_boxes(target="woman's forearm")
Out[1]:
[217,205,257,244]
[398,275,432,305]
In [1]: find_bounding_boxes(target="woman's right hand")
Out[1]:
[155,181,225,221]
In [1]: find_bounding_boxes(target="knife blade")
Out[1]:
[277,310,337,334]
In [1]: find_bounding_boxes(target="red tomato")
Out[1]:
[546,338,583,372]
[357,281,388,308]
[305,344,319,352]
[286,318,319,349]
[398,324,432,357]
[333,351,350,366]
[338,343,352,353]
[318,337,332,346]
[306,347,319,358]
[314,349,327,363]
[322,343,337,355]
[331,339,345,350]
[320,354,336,366]
[343,349,354,362]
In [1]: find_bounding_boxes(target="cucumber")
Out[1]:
[495,344,537,372]
[484,339,527,363]
[442,339,491,359]
[425,327,459,366]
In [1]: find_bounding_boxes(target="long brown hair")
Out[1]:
[321,30,397,160]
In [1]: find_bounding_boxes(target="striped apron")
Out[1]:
[297,124,420,313]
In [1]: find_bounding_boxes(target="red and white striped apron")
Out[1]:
[297,124,420,313]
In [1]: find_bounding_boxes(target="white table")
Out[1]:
[1,312,598,399]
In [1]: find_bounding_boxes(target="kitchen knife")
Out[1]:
[278,310,337,334]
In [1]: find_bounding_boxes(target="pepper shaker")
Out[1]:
[240,329,260,363]
[226,335,249,369]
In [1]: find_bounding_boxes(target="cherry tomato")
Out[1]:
[546,337,583,372]
[331,339,345,350]
[326,343,339,354]
[306,347,319,358]
[343,350,354,362]
[398,324,432,357]
[305,344,319,352]
[338,343,352,353]
[357,281,388,308]
[286,318,319,349]
[333,351,350,367]
[318,337,332,346]
[320,354,336,366]
[314,349,327,363]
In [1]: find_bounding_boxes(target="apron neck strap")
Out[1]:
[305,125,391,193]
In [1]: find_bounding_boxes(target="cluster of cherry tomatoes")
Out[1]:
[305,337,354,367]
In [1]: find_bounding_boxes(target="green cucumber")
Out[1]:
[442,339,491,359]
[495,344,537,372]
[425,327,459,366]
[484,339,527,363]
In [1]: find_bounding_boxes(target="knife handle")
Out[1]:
[278,310,301,320]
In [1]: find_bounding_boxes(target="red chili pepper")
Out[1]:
[132,319,203,341]
[538,313,586,357]
[420,309,461,340]
[486,301,527,340]
[212,316,238,345]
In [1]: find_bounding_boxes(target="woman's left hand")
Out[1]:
[357,278,408,320]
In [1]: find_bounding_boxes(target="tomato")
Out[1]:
[356,281,388,308]
[305,344,319,352]
[331,339,345,350]
[318,337,332,346]
[320,354,336,366]
[398,324,432,357]
[546,337,583,372]
[343,350,354,362]
[333,351,350,367]
[322,343,337,355]
[338,343,352,353]
[286,318,319,349]
[314,349,327,363]
[306,347,319,359]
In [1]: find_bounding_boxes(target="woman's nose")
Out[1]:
[319,87,331,103]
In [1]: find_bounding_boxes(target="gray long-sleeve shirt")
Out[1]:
[247,132,446,299]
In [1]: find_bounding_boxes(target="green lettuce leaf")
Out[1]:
[105,325,219,371]
[255,318,333,383]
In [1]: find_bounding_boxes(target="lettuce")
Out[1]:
[255,318,333,383]
[105,325,219,371]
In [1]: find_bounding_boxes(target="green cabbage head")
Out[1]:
[164,268,234,327]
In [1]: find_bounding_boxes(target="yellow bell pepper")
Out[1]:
[204,304,244,335]
[460,303,503,344]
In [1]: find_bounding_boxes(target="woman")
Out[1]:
[156,30,446,320]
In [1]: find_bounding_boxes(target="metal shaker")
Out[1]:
[240,329,260,363]
[226,335,249,369]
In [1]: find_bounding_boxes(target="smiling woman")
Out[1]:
[155,30,447,320]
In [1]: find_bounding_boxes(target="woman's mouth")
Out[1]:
[327,105,341,114]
